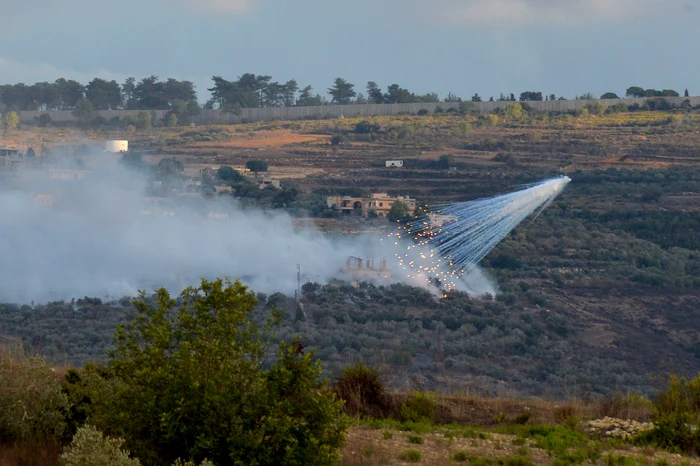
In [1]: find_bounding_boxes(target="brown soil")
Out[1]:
[192,130,328,149]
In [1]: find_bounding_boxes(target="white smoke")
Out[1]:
[0,161,393,303]
[2,154,559,304]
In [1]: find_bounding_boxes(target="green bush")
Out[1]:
[0,344,68,444]
[454,451,470,462]
[504,457,535,466]
[59,425,140,466]
[87,278,346,466]
[639,374,700,454]
[398,449,422,462]
[407,434,423,444]
[246,159,269,172]
[400,391,436,423]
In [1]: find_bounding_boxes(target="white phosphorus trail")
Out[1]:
[394,176,571,291]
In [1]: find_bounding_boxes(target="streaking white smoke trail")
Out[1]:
[397,176,571,291]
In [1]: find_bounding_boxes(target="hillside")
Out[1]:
[1,108,700,398]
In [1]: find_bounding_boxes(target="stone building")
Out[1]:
[326,193,416,218]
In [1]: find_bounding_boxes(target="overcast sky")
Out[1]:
[1,0,698,101]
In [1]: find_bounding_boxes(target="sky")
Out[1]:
[0,0,699,101]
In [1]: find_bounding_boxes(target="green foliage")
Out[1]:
[166,113,178,127]
[505,425,587,457]
[71,99,94,123]
[246,159,269,172]
[406,434,423,444]
[478,113,499,127]
[156,157,184,178]
[86,78,122,110]
[656,375,700,416]
[458,101,477,114]
[400,391,436,423]
[382,430,393,440]
[454,451,470,462]
[626,87,646,98]
[328,78,356,104]
[638,374,700,454]
[135,111,152,129]
[504,103,523,120]
[354,120,381,134]
[640,186,663,203]
[584,101,606,116]
[451,121,473,137]
[89,278,345,466]
[38,113,52,127]
[4,110,19,129]
[387,200,410,223]
[504,457,535,466]
[216,165,245,182]
[361,418,434,434]
[59,425,140,466]
[0,344,68,444]
[439,154,456,169]
[398,449,422,462]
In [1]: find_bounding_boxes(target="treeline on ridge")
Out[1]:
[0,73,691,113]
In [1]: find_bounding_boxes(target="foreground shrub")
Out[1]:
[400,391,436,423]
[59,425,140,466]
[638,374,700,454]
[89,278,346,466]
[0,345,68,444]
[334,362,387,417]
[639,413,700,454]
[398,449,421,462]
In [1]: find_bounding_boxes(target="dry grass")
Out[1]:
[340,425,699,466]
[348,392,655,427]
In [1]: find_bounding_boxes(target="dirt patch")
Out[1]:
[192,130,327,149]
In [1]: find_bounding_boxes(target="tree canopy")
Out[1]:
[246,160,269,172]
[0,76,197,112]
[328,78,356,105]
[73,278,345,466]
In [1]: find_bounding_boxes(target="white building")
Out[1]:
[385,160,403,168]
[105,140,129,153]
